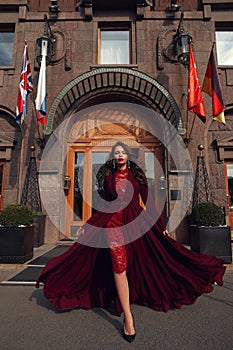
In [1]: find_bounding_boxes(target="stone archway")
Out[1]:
[63,102,165,238]
[44,67,184,136]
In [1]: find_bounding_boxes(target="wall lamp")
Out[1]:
[64,175,71,191]
[168,0,180,12]
[173,12,192,67]
[159,175,166,190]
[36,15,56,66]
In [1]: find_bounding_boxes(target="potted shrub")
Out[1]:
[189,202,232,263]
[0,204,35,263]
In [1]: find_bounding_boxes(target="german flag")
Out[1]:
[188,44,206,123]
[202,44,225,124]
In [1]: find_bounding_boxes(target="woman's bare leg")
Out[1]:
[114,271,136,335]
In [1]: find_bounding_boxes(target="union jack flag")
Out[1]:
[16,42,33,124]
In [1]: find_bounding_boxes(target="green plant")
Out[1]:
[192,202,225,227]
[0,204,34,227]
[33,211,46,216]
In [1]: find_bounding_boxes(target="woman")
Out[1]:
[36,141,226,343]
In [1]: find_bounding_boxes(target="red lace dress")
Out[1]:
[105,168,128,273]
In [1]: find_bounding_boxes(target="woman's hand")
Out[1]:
[76,227,85,238]
[162,230,169,237]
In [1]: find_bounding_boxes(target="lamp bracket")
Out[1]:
[44,15,56,42]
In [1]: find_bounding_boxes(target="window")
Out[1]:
[215,30,233,66]
[0,24,15,67]
[99,25,130,64]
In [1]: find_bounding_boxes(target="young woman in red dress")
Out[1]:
[36,141,226,343]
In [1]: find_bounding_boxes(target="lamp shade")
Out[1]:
[64,175,71,190]
[36,36,54,66]
[175,32,192,67]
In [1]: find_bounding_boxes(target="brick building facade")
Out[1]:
[0,0,232,243]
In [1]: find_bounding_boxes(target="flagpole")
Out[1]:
[16,40,34,201]
[186,103,189,135]
[17,40,25,202]
[202,41,226,125]
[32,88,45,146]
[187,42,207,143]
[188,113,196,140]
[24,38,44,145]
[35,39,47,130]
[33,44,44,147]
[183,91,189,138]
[18,125,26,203]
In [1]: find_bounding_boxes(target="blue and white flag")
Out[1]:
[35,40,47,125]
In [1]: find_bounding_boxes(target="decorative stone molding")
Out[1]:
[0,132,16,161]
[157,26,178,70]
[44,67,183,136]
[203,4,211,19]
[18,5,28,20]
[38,22,72,70]
[75,0,93,20]
[75,0,83,10]
[136,0,153,19]
[137,0,153,7]
[215,135,233,161]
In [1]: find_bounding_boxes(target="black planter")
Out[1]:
[189,225,232,264]
[0,225,34,263]
[33,214,46,247]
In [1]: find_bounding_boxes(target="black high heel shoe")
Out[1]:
[123,313,136,343]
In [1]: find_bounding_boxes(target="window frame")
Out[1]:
[98,23,132,65]
[0,23,15,69]
[215,23,233,67]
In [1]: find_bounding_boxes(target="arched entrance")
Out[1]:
[43,68,186,240]
[64,103,166,237]
[44,67,185,136]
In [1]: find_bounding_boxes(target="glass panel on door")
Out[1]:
[92,152,109,215]
[73,152,84,221]
[145,152,155,200]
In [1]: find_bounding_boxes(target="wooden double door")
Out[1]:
[65,142,164,238]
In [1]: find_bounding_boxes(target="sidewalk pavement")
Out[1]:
[0,244,56,282]
[0,244,232,350]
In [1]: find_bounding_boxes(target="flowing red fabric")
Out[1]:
[36,170,226,316]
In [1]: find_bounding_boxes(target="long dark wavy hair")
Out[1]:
[96,141,147,193]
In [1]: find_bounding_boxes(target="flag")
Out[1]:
[16,42,33,124]
[187,44,206,123]
[35,39,47,125]
[202,45,225,124]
